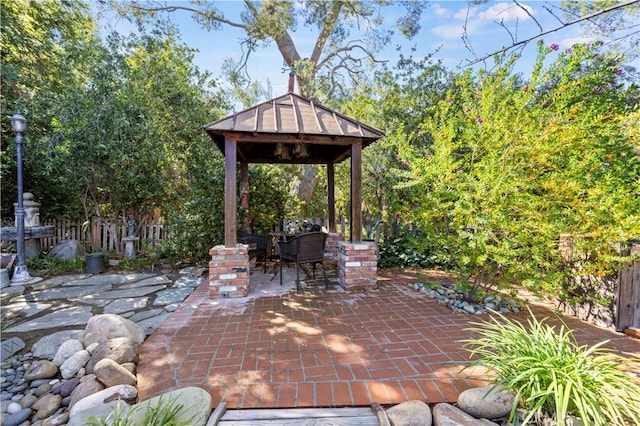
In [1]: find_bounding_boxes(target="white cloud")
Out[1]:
[430,3,450,17]
[432,18,484,40]
[454,5,480,20]
[560,36,596,49]
[432,23,466,40]
[478,2,535,22]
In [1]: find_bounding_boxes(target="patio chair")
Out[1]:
[237,229,270,272]
[278,231,328,292]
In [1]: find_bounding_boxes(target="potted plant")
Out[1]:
[82,219,105,274]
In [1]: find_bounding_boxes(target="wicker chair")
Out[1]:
[278,231,328,292]
[237,229,270,272]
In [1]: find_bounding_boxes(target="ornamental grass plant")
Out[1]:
[462,309,640,425]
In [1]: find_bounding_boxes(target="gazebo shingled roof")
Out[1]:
[203,92,384,164]
[203,91,384,246]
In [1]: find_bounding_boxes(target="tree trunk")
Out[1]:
[290,164,318,214]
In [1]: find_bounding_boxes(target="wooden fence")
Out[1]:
[38,216,383,255]
[617,242,640,332]
[41,219,168,254]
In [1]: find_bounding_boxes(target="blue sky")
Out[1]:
[98,1,607,98]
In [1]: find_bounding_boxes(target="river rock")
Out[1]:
[386,400,432,426]
[51,377,81,398]
[6,401,22,413]
[457,385,515,420]
[34,382,53,396]
[68,375,105,410]
[83,314,145,347]
[69,384,137,418]
[43,411,70,425]
[24,360,58,381]
[19,393,38,408]
[86,337,139,374]
[60,350,90,379]
[32,393,62,420]
[128,386,212,426]
[52,339,84,366]
[94,358,137,387]
[432,403,499,426]
[3,407,32,426]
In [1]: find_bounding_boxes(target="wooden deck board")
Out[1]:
[214,407,379,425]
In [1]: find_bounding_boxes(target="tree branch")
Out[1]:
[128,3,248,30]
[309,2,343,65]
[466,0,640,66]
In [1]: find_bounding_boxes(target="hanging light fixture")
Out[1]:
[274,142,290,160]
[293,143,309,158]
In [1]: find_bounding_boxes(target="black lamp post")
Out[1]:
[10,112,33,284]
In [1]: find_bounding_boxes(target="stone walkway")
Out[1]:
[1,269,205,360]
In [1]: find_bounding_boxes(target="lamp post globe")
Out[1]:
[10,112,33,284]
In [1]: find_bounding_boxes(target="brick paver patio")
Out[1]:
[137,268,640,409]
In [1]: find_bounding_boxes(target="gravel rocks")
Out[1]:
[411,282,520,314]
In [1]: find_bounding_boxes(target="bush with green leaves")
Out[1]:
[463,310,640,425]
[391,41,640,303]
[378,229,453,268]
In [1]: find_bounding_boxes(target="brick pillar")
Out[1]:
[324,232,344,268]
[338,241,378,291]
[208,245,250,298]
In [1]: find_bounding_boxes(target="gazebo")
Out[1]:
[203,88,384,297]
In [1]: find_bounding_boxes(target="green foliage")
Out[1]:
[158,162,289,264]
[112,257,155,272]
[392,41,640,301]
[463,310,640,425]
[1,0,97,218]
[26,255,84,275]
[378,230,452,268]
[88,395,190,426]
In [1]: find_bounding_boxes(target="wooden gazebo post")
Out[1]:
[224,137,237,247]
[351,141,362,243]
[327,163,336,233]
[206,135,250,299]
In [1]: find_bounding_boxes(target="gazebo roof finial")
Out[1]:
[288,69,295,94]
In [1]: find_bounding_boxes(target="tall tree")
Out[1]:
[1,0,97,217]
[102,0,426,205]
[107,0,425,98]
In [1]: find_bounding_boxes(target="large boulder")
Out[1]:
[386,400,432,426]
[86,337,140,374]
[60,349,91,379]
[128,387,212,426]
[49,240,84,260]
[94,358,137,387]
[24,360,58,381]
[432,403,499,426]
[83,314,145,347]
[69,384,137,418]
[457,385,515,420]
[52,339,84,366]
[68,375,106,410]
